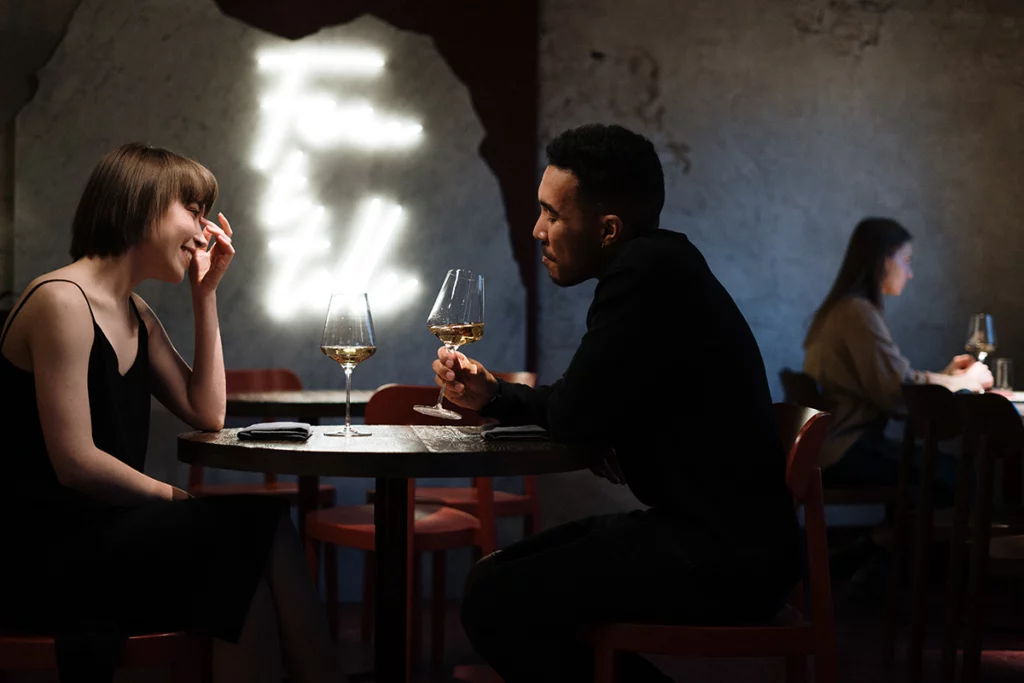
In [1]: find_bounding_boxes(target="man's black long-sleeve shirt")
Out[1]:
[483,229,800,576]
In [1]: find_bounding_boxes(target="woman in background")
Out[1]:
[0,143,343,683]
[804,217,990,495]
[803,217,991,597]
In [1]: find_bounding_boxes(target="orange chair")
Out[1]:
[405,372,542,537]
[306,385,497,673]
[189,368,336,509]
[0,631,208,681]
[582,403,837,683]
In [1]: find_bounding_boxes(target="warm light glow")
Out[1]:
[252,43,423,320]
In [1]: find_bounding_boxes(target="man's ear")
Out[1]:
[600,214,624,248]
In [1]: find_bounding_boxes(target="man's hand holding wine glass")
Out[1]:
[430,347,498,410]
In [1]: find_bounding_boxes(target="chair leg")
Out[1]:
[412,553,423,672]
[169,665,194,683]
[785,655,808,683]
[171,649,203,683]
[361,551,375,643]
[908,436,939,683]
[431,550,447,675]
[325,543,339,641]
[813,649,839,683]
[883,424,916,665]
[961,456,996,683]
[594,646,618,683]
[940,445,976,683]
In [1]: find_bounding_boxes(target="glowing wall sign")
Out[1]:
[253,45,422,319]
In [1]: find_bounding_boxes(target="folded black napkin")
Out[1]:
[481,424,549,441]
[238,421,312,442]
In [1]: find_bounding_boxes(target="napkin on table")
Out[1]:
[481,424,549,441]
[237,421,312,442]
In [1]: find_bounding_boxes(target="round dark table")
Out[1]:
[178,425,605,683]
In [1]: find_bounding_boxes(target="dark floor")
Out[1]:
[330,577,1024,683]
[5,570,1022,681]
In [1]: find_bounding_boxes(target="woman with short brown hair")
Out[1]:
[0,143,342,682]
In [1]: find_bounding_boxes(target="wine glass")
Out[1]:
[965,313,996,363]
[413,269,485,420]
[321,292,377,437]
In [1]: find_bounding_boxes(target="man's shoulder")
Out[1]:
[615,229,693,268]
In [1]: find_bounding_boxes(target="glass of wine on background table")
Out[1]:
[413,269,485,420]
[965,313,996,363]
[321,292,376,436]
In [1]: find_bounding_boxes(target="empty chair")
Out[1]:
[409,371,542,537]
[307,385,496,673]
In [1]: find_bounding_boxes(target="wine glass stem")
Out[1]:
[435,345,460,408]
[344,366,354,432]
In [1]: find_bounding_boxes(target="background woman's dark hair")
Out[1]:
[804,217,912,348]
[70,143,218,261]
[545,123,664,235]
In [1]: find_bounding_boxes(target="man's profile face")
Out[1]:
[533,166,603,287]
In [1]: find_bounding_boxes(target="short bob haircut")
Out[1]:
[70,142,218,261]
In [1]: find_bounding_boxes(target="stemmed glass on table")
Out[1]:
[413,269,485,420]
[320,292,376,437]
[965,313,996,363]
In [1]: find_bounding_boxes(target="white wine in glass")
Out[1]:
[965,313,996,362]
[321,292,376,437]
[414,269,485,420]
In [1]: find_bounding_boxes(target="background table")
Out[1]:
[178,425,606,683]
[226,389,376,420]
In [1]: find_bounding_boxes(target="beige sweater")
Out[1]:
[803,297,926,468]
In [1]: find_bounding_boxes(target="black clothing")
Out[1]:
[0,280,286,682]
[469,230,801,682]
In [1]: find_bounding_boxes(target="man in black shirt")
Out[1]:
[432,124,800,683]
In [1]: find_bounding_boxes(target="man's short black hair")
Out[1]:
[545,124,665,234]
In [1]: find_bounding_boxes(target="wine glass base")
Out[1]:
[325,428,371,437]
[412,404,463,420]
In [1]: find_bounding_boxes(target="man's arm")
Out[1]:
[480,378,555,426]
[434,254,655,437]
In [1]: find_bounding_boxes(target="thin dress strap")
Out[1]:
[0,279,96,350]
[127,294,144,327]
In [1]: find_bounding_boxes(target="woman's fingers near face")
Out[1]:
[217,212,232,236]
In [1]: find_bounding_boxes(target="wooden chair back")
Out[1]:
[365,384,487,426]
[774,404,834,622]
[779,369,829,411]
[492,371,537,387]
[949,392,1024,683]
